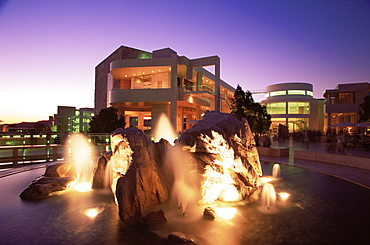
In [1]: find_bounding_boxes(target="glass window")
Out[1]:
[288,102,310,114]
[270,118,286,133]
[288,118,309,132]
[288,90,306,95]
[130,117,138,127]
[266,102,286,114]
[306,91,313,96]
[338,92,355,104]
[270,91,286,97]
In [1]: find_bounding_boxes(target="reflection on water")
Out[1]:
[1,162,370,244]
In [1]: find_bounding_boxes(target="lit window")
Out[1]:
[266,102,286,114]
[288,90,305,95]
[306,91,313,96]
[270,91,286,96]
[288,102,310,114]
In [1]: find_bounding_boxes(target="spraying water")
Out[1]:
[154,113,197,214]
[165,145,198,214]
[154,113,177,144]
[261,183,276,209]
[65,133,95,191]
[272,164,280,178]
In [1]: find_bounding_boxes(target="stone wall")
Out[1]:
[294,150,370,171]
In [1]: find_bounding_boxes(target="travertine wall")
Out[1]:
[94,46,149,115]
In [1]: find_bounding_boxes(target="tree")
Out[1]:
[230,85,271,134]
[88,106,125,133]
[359,95,370,122]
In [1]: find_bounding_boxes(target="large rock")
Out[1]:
[112,128,170,222]
[178,111,262,203]
[92,151,112,189]
[44,162,76,177]
[107,111,262,222]
[20,162,76,200]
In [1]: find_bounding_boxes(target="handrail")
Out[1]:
[0,143,111,168]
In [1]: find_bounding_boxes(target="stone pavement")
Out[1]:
[260,138,370,189]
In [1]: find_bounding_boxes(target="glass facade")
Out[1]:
[288,90,306,95]
[270,118,286,133]
[288,118,309,132]
[267,102,286,114]
[266,90,313,98]
[270,91,286,97]
[288,102,310,114]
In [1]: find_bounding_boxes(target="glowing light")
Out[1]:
[260,177,272,183]
[188,96,193,103]
[74,182,91,192]
[278,192,291,200]
[84,207,104,218]
[214,207,237,220]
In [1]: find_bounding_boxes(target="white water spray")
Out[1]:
[261,183,276,209]
[272,164,280,178]
[65,133,95,191]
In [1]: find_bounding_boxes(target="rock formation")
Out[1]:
[111,127,170,222]
[103,111,262,222]
[178,111,262,203]
[20,162,76,200]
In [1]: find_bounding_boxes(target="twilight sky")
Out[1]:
[1,0,369,124]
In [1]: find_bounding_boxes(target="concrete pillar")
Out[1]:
[197,71,203,91]
[170,54,178,132]
[138,114,144,130]
[215,57,221,111]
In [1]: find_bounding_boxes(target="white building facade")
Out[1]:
[260,82,325,133]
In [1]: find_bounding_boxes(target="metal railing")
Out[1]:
[0,143,111,168]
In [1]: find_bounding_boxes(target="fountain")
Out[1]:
[19,133,96,199]
[272,163,280,178]
[13,111,370,244]
[261,183,276,210]
[92,111,263,228]
[66,133,95,192]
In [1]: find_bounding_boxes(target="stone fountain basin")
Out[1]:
[1,162,369,244]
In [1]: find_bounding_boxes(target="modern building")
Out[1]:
[323,82,370,129]
[95,46,235,135]
[54,106,94,133]
[260,82,325,133]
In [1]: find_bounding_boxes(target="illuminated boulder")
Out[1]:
[111,128,170,222]
[108,111,261,222]
[20,162,76,200]
[178,111,262,204]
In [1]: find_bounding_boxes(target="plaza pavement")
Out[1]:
[1,139,369,189]
[260,138,370,189]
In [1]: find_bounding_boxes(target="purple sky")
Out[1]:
[1,0,369,124]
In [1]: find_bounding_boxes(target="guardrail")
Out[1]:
[0,133,111,146]
[0,143,111,168]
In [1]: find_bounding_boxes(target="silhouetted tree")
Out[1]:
[359,95,370,122]
[88,106,125,133]
[231,85,271,134]
[34,121,46,133]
